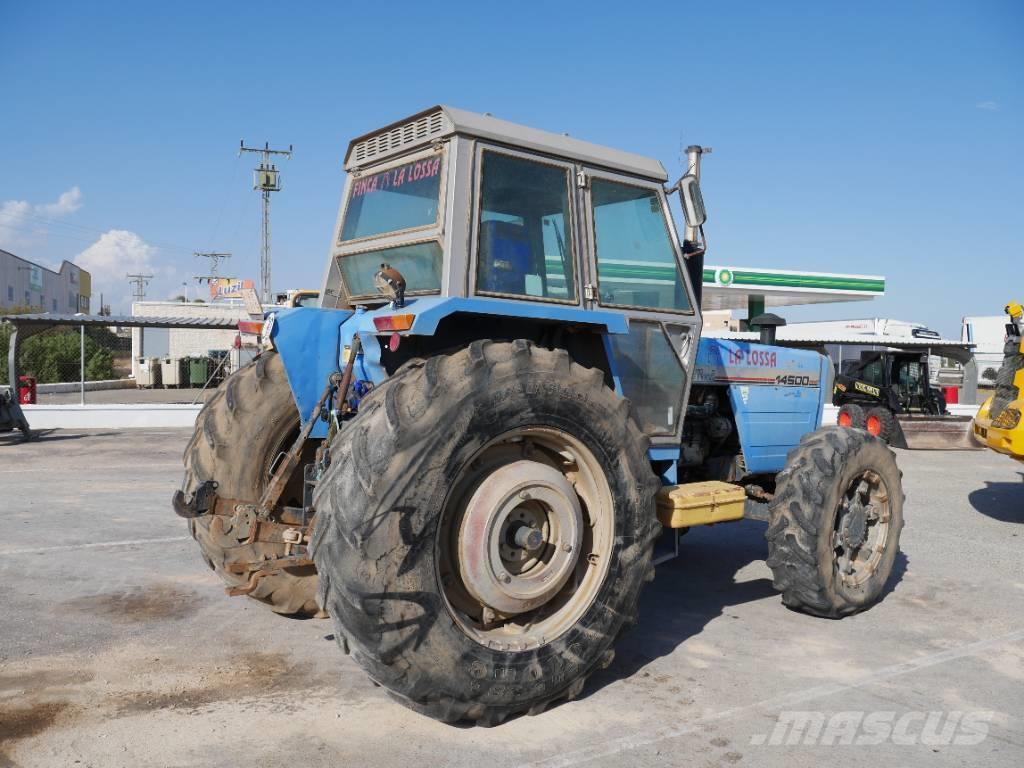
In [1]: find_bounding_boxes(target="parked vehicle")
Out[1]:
[834,350,976,449]
[973,302,1024,461]
[0,385,31,440]
[173,106,905,724]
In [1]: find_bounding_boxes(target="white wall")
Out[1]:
[962,315,1009,355]
[701,310,736,333]
[130,301,247,381]
[962,315,1010,387]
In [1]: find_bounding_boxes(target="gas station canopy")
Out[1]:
[701,265,885,313]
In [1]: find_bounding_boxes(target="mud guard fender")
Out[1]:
[268,307,353,438]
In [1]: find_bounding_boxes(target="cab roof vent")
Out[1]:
[352,110,446,166]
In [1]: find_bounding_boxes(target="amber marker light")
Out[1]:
[373,314,415,332]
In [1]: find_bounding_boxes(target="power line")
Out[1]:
[239,140,292,304]
[0,210,197,262]
[0,209,198,255]
[207,154,247,246]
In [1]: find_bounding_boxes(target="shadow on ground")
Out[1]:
[583,519,909,701]
[0,429,121,445]
[969,474,1024,523]
[586,520,772,697]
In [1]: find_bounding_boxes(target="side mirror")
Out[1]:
[678,174,707,228]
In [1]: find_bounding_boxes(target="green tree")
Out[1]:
[85,347,115,381]
[0,310,122,384]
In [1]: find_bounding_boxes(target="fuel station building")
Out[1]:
[700,264,886,330]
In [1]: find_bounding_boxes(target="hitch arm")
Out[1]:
[257,334,363,518]
[257,380,334,518]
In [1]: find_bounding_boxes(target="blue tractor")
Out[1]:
[173,107,904,724]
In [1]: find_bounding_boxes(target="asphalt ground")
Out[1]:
[0,428,1021,767]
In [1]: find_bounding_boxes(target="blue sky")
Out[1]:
[0,1,1020,334]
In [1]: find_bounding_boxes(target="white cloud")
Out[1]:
[77,229,157,277]
[0,186,83,251]
[976,101,1000,111]
[0,199,33,247]
[76,229,173,312]
[37,187,82,217]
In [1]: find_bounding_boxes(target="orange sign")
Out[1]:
[208,278,255,300]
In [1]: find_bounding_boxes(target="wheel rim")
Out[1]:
[438,427,613,651]
[838,412,853,427]
[833,469,892,587]
[866,415,882,436]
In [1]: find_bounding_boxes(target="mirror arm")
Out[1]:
[683,225,706,260]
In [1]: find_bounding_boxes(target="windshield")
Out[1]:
[340,155,443,241]
[338,241,443,298]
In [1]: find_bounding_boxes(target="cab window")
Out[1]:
[607,321,685,435]
[340,155,443,242]
[591,179,691,312]
[475,151,576,301]
[858,355,885,387]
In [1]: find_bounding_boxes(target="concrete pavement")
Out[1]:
[1,429,1021,767]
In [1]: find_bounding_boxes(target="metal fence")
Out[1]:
[2,320,253,405]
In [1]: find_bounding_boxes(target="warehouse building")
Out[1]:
[0,248,91,314]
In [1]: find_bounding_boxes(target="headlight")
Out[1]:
[993,407,1021,430]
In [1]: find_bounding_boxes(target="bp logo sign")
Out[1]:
[716,268,734,286]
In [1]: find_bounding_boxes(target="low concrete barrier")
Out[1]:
[22,404,202,429]
[18,403,979,432]
[35,378,135,394]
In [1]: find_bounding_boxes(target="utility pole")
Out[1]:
[193,251,232,301]
[239,140,292,304]
[194,251,232,278]
[126,273,153,304]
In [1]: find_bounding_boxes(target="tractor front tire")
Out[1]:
[837,403,866,430]
[179,352,322,617]
[765,427,904,618]
[312,340,660,724]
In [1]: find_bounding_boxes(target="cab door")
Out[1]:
[577,167,702,443]
[468,144,584,307]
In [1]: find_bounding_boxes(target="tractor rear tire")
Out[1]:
[837,403,866,430]
[179,352,322,617]
[865,407,896,444]
[312,340,660,724]
[765,427,904,618]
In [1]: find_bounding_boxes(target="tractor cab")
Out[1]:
[315,106,706,443]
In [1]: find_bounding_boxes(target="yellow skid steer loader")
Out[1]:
[973,302,1024,461]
